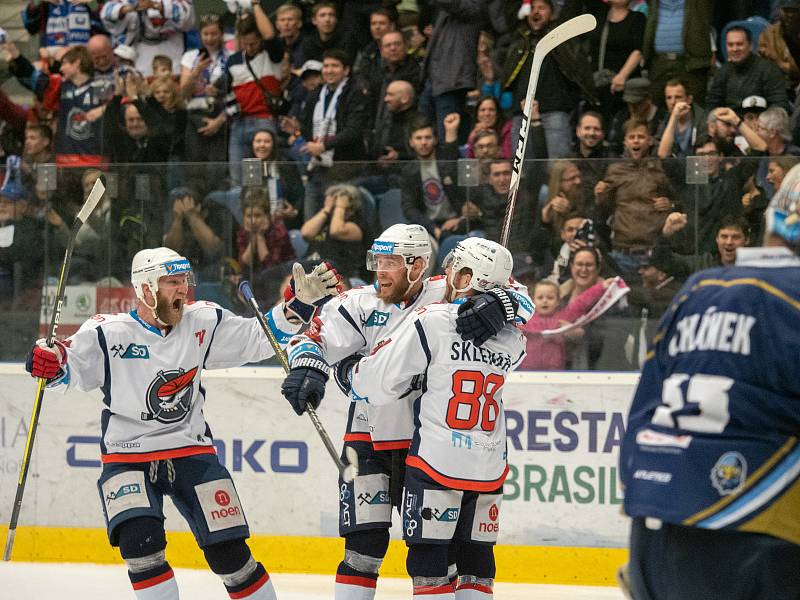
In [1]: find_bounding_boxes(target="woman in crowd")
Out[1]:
[249,128,305,230]
[301,183,371,281]
[588,0,646,121]
[237,186,295,277]
[146,75,187,163]
[741,155,799,243]
[465,95,511,159]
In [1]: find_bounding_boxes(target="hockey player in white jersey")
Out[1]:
[25,247,341,600]
[280,224,533,600]
[348,238,526,599]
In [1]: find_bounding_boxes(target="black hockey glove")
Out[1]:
[456,287,518,347]
[333,353,363,396]
[281,352,329,415]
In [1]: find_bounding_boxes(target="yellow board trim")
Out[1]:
[0,525,627,587]
[694,277,800,311]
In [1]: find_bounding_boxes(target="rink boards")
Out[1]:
[0,366,635,586]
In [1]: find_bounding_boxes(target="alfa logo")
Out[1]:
[141,366,198,423]
[364,310,390,327]
[110,343,150,359]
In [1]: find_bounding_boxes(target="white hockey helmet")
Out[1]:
[131,247,195,303]
[766,163,800,250]
[366,224,432,273]
[448,237,513,295]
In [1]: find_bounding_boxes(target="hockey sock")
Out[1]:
[128,562,179,600]
[455,576,494,599]
[335,554,380,600]
[412,576,455,599]
[222,561,276,599]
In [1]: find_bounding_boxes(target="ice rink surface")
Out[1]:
[0,562,627,599]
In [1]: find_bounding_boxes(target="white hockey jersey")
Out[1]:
[49,301,298,463]
[287,277,533,450]
[350,302,526,490]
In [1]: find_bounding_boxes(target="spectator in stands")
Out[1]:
[499,0,594,159]
[422,0,484,144]
[542,161,591,236]
[0,161,43,303]
[520,276,610,370]
[466,96,511,159]
[341,0,399,52]
[249,128,304,229]
[275,3,306,69]
[471,129,501,184]
[299,48,370,217]
[547,214,593,283]
[0,89,27,162]
[87,34,118,102]
[571,111,612,200]
[400,113,465,241]
[224,7,284,186]
[354,7,397,83]
[739,95,767,129]
[474,159,511,243]
[179,13,229,192]
[661,134,755,255]
[753,107,800,197]
[759,1,800,94]
[101,0,195,76]
[148,76,187,164]
[299,2,351,63]
[286,59,323,118]
[366,29,422,114]
[656,213,751,273]
[301,183,371,280]
[589,0,646,122]
[706,27,790,112]
[706,107,747,157]
[23,0,101,55]
[641,0,713,107]
[151,55,174,79]
[741,155,799,241]
[608,77,664,155]
[594,118,677,276]
[164,186,229,282]
[21,124,54,182]
[655,78,705,158]
[5,43,107,167]
[237,186,295,274]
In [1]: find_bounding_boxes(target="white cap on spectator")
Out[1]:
[113,44,137,63]
[300,60,323,78]
[741,95,767,111]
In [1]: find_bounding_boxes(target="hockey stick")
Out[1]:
[3,178,105,562]
[238,280,358,482]
[500,13,597,247]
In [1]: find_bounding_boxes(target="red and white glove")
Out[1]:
[26,339,68,380]
[284,261,343,323]
[518,0,532,19]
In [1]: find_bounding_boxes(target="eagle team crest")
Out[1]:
[142,366,199,423]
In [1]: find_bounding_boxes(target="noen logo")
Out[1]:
[215,490,231,506]
[370,241,395,254]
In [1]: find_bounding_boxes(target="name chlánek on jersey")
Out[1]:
[667,307,756,357]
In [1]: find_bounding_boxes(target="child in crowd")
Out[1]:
[520,278,610,370]
[151,54,175,81]
[237,186,295,273]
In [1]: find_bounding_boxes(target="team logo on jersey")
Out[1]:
[364,310,390,327]
[141,366,199,423]
[711,451,747,496]
[110,343,150,359]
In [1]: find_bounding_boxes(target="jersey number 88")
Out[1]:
[446,370,505,432]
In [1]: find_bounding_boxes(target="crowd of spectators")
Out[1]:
[1,0,799,370]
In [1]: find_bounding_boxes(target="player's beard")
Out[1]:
[154,294,185,327]
[377,274,411,304]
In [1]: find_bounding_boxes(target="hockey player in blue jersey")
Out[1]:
[26,247,341,600]
[619,166,800,599]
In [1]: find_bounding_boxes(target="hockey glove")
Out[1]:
[456,287,519,347]
[281,352,330,415]
[25,338,68,380]
[284,261,343,323]
[333,353,363,396]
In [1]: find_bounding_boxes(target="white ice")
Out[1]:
[0,561,626,599]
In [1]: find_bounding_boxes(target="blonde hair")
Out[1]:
[546,160,579,203]
[534,279,560,297]
[325,183,363,220]
[150,76,184,111]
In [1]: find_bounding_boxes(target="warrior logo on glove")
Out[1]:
[141,366,198,423]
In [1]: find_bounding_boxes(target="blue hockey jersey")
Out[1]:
[620,246,800,545]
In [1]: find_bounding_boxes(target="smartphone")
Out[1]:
[198,47,210,61]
